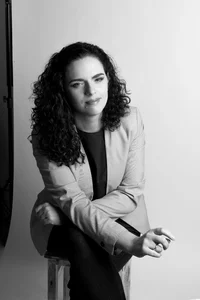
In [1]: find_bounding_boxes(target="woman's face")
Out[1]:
[64,56,108,118]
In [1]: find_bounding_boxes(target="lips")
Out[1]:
[85,98,101,105]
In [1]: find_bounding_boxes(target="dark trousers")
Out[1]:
[47,217,134,300]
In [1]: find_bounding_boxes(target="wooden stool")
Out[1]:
[44,253,131,300]
[45,253,70,300]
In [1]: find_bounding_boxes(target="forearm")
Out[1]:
[92,192,136,218]
[92,182,145,219]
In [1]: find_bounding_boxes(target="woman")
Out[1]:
[29,42,175,300]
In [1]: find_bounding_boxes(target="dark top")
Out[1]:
[77,128,107,200]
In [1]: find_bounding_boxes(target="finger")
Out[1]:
[35,205,44,214]
[45,211,54,222]
[43,208,56,222]
[144,247,162,258]
[153,235,170,250]
[148,241,163,253]
[153,228,175,241]
[43,205,57,217]
[43,206,51,215]
[157,244,164,252]
[36,208,49,221]
[39,211,52,224]
[36,209,45,219]
[35,202,50,213]
[153,244,163,253]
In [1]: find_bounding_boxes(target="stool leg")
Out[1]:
[63,266,69,300]
[48,260,59,300]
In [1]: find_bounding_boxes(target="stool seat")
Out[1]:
[45,252,70,266]
[45,252,70,300]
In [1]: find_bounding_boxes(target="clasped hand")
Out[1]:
[129,227,175,258]
[35,202,65,226]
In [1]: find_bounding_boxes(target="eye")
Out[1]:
[70,82,83,88]
[95,76,104,83]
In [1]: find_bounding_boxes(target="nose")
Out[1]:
[84,82,96,96]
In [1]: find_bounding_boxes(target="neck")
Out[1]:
[74,113,103,133]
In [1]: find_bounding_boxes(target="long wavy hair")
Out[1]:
[30,42,131,166]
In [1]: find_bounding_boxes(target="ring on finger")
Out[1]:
[154,244,163,252]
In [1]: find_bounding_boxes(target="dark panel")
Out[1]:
[0,0,13,248]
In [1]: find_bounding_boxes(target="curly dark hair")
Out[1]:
[30,42,131,166]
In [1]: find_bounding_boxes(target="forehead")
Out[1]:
[65,56,105,80]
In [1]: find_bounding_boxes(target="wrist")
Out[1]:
[115,230,138,254]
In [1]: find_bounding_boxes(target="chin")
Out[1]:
[86,104,106,115]
[86,110,103,117]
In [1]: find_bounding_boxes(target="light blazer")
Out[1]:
[30,106,150,256]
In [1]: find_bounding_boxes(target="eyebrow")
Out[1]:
[68,73,105,84]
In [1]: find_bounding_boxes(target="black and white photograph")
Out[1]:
[0,1,199,299]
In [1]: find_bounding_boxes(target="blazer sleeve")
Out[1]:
[92,107,145,218]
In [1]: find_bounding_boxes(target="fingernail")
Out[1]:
[166,236,175,242]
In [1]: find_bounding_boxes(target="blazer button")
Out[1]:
[100,241,105,247]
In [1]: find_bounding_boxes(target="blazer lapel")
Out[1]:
[104,128,126,194]
[77,143,94,200]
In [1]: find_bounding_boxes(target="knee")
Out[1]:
[68,227,94,259]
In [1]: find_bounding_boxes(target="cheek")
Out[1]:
[67,90,82,104]
[100,82,108,97]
